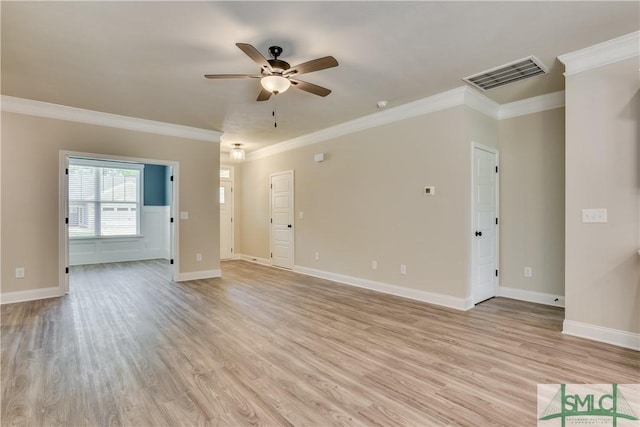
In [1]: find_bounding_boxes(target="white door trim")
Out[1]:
[220,165,235,260]
[269,170,295,269]
[59,150,179,294]
[470,142,500,304]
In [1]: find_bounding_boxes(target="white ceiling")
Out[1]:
[2,1,638,153]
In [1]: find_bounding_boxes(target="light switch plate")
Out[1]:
[582,208,607,223]
[180,211,189,220]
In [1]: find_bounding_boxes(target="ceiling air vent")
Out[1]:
[463,56,548,91]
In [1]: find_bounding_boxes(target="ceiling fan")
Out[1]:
[205,43,338,101]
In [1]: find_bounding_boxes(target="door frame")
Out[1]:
[59,150,179,294]
[470,142,500,305]
[219,164,235,260]
[269,170,295,269]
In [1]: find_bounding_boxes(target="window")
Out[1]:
[68,158,143,238]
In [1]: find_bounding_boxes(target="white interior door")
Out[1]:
[219,180,233,260]
[270,171,294,269]
[472,145,499,304]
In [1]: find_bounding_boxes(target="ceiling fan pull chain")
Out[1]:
[273,108,277,128]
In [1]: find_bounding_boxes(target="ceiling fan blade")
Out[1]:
[236,43,272,72]
[285,56,338,76]
[204,74,260,79]
[289,79,332,97]
[257,88,272,102]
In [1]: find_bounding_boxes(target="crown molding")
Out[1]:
[248,86,467,161]
[1,96,222,143]
[464,87,500,119]
[247,86,497,161]
[498,91,565,120]
[2,85,564,160]
[558,31,640,77]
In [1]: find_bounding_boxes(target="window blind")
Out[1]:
[68,158,143,238]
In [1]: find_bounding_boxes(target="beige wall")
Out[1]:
[465,107,499,150]
[499,108,565,295]
[238,102,575,307]
[240,105,500,300]
[565,57,639,333]
[1,112,220,294]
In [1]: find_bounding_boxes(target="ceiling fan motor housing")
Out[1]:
[268,59,290,73]
[267,46,291,73]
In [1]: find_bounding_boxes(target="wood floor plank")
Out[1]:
[1,259,638,426]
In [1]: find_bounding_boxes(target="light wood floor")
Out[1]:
[1,260,638,426]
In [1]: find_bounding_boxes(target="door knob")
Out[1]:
[287,224,292,228]
[475,231,482,237]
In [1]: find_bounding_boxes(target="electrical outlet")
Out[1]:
[400,264,407,275]
[582,208,607,223]
[196,253,202,262]
[372,260,378,270]
[314,252,319,260]
[524,267,532,278]
[15,268,25,278]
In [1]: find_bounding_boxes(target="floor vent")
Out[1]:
[463,56,548,91]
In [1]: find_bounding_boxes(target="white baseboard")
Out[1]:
[498,285,565,307]
[238,254,272,266]
[1,286,63,305]
[563,320,640,351]
[70,250,169,266]
[175,269,221,282]
[293,265,473,311]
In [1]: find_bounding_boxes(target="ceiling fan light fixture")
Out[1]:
[260,75,291,95]
[230,143,245,161]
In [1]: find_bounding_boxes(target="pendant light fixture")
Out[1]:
[230,143,245,161]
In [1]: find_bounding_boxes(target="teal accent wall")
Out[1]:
[144,164,169,206]
[165,165,172,204]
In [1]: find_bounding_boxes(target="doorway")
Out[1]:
[270,170,294,269]
[219,166,234,260]
[471,143,499,304]
[60,151,178,294]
